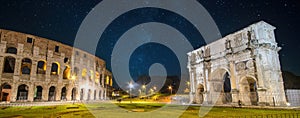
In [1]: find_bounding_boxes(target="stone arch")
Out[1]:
[51,62,60,75]
[61,87,67,100]
[6,47,17,54]
[0,83,12,102]
[48,86,56,101]
[34,86,43,101]
[17,84,29,101]
[3,56,16,73]
[239,76,258,105]
[63,65,71,79]
[21,58,32,75]
[37,60,46,74]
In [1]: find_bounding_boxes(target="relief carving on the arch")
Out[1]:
[204,62,211,69]
[204,46,210,58]
[267,30,274,39]
[246,60,254,69]
[233,33,243,47]
[197,49,204,59]
[236,62,246,71]
[225,39,231,50]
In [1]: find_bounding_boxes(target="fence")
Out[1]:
[203,113,300,118]
[286,89,300,107]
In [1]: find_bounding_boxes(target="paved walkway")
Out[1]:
[0,100,109,107]
[0,100,299,110]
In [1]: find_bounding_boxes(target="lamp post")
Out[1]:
[142,84,146,96]
[168,85,172,95]
[128,82,133,103]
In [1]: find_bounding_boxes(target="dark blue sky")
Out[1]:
[0,0,299,78]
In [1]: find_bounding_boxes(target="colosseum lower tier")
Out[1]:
[0,29,114,102]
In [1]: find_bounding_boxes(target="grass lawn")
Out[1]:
[0,102,299,118]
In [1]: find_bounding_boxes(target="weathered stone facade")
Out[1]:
[0,29,113,102]
[187,21,287,106]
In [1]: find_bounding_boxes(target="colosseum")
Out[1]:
[0,29,114,102]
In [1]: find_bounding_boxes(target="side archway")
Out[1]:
[197,84,205,104]
[239,76,258,105]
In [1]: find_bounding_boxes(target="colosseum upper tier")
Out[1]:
[0,29,114,102]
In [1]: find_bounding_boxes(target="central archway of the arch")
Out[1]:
[207,69,237,105]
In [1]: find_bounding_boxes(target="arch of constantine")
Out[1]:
[187,21,287,106]
[0,29,113,102]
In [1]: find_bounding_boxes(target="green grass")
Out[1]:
[0,103,299,118]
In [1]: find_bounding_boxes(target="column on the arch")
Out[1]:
[229,61,239,104]
[189,68,195,103]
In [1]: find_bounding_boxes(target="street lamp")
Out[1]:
[128,82,134,103]
[153,86,157,91]
[168,85,172,95]
[142,84,146,95]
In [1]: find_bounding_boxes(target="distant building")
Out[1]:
[187,21,287,106]
[0,29,113,102]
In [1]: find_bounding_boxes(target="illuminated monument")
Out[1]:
[0,29,113,102]
[187,21,287,106]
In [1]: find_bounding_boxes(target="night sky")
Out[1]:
[0,0,299,81]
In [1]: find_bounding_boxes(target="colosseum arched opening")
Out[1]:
[61,87,67,100]
[21,58,32,75]
[37,60,46,74]
[71,88,77,100]
[0,83,12,102]
[17,84,29,101]
[3,56,15,74]
[87,89,92,101]
[80,88,84,100]
[6,47,17,54]
[94,90,97,100]
[50,63,60,75]
[34,86,43,101]
[48,86,56,101]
